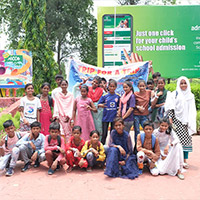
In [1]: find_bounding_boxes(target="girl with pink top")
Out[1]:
[71,85,97,141]
[53,80,74,142]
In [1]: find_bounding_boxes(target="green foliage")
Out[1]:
[197,110,200,131]
[19,0,59,94]
[0,112,20,131]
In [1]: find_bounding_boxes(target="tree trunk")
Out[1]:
[57,40,61,74]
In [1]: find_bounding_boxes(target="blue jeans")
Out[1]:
[86,152,104,167]
[133,115,148,144]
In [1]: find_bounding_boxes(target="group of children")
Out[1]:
[0,73,196,180]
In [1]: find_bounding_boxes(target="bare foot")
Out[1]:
[67,166,73,173]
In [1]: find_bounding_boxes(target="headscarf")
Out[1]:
[165,76,196,135]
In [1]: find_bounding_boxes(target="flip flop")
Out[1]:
[183,162,189,169]
[177,173,184,180]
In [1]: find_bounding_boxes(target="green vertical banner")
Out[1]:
[98,5,200,78]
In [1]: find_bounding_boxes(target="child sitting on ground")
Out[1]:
[137,121,160,176]
[16,121,46,172]
[81,130,106,172]
[65,126,88,172]
[0,120,23,176]
[44,122,66,175]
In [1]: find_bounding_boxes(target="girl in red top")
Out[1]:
[87,76,104,137]
[65,126,88,172]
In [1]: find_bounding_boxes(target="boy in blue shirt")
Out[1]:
[16,121,45,172]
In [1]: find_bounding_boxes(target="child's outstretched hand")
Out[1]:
[98,103,107,108]
[164,146,169,155]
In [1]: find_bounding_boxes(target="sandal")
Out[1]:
[177,173,184,180]
[183,162,189,169]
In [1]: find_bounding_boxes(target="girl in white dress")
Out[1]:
[154,118,184,180]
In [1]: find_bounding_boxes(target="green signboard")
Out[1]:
[98,5,200,78]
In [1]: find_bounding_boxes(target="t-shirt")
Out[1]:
[51,87,62,100]
[120,94,135,122]
[2,132,22,155]
[134,90,151,116]
[20,96,42,124]
[98,92,120,122]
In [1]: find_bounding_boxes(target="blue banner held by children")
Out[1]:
[68,59,149,96]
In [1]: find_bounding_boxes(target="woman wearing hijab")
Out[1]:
[165,76,196,169]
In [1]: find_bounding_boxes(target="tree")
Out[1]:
[19,0,58,93]
[45,0,97,69]
[117,0,178,5]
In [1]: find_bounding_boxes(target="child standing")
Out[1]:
[65,126,88,172]
[151,78,168,127]
[37,82,53,136]
[71,85,97,141]
[165,76,196,169]
[19,83,41,131]
[98,79,120,144]
[87,76,104,136]
[16,121,46,172]
[44,122,66,175]
[51,74,63,100]
[0,120,22,176]
[104,117,139,179]
[81,130,105,172]
[154,118,184,180]
[134,80,152,143]
[117,81,135,133]
[137,121,160,176]
[53,80,74,141]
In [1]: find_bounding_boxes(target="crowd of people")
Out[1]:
[0,72,197,180]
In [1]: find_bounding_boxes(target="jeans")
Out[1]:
[133,115,148,144]
[124,121,134,133]
[86,152,104,167]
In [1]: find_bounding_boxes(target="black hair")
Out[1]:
[30,121,41,129]
[25,83,34,90]
[49,122,60,131]
[123,80,134,92]
[152,72,161,79]
[113,117,124,125]
[90,130,100,137]
[72,125,82,133]
[41,82,51,89]
[159,118,172,135]
[3,120,14,129]
[60,79,68,85]
[147,79,154,85]
[101,77,107,83]
[138,79,146,86]
[81,84,89,92]
[55,74,64,80]
[108,79,117,87]
[157,77,166,84]
[143,120,154,129]
[93,76,102,85]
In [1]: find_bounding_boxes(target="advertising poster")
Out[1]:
[0,49,32,88]
[98,6,200,78]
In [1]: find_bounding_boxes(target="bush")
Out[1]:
[0,112,20,131]
[197,110,200,131]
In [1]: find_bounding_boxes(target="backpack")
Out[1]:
[36,94,53,107]
[140,132,156,149]
[48,135,61,147]
[87,140,101,151]
[5,132,22,148]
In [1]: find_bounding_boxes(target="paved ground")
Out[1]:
[0,136,200,200]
